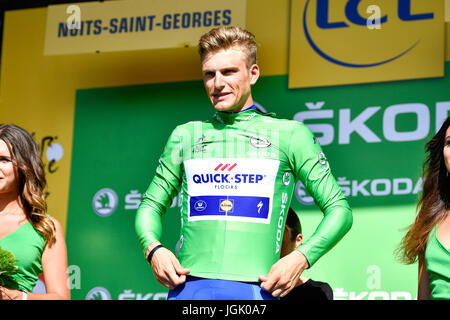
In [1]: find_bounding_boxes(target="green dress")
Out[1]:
[0,222,45,292]
[425,224,450,299]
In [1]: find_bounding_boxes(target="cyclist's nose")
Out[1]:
[214,72,225,90]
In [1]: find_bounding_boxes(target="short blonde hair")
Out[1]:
[198,26,257,68]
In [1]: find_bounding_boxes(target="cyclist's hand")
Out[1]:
[259,250,309,297]
[146,242,190,290]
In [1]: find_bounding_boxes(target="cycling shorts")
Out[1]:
[167,276,278,300]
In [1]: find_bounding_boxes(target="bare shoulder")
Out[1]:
[46,216,66,241]
[43,216,67,253]
[49,216,63,231]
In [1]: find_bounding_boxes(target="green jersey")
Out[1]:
[135,107,352,282]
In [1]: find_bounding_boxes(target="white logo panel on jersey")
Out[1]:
[184,158,280,223]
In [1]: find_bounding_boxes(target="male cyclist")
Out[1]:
[135,26,352,300]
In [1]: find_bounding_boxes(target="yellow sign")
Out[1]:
[446,0,450,21]
[44,0,247,55]
[288,0,445,88]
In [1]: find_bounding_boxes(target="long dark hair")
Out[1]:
[397,116,450,264]
[0,124,56,246]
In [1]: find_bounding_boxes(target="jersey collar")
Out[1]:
[213,105,275,124]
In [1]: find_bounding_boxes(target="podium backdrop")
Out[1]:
[66,70,450,300]
[0,0,449,299]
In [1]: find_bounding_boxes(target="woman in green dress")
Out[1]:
[398,116,450,300]
[0,124,69,300]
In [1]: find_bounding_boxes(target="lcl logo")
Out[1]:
[303,0,435,68]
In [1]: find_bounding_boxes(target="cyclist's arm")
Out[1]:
[259,122,352,297]
[134,127,191,289]
[135,127,184,254]
[289,123,353,267]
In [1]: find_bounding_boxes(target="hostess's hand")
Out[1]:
[0,286,22,300]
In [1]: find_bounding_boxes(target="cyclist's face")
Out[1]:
[202,46,259,113]
[444,127,450,174]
